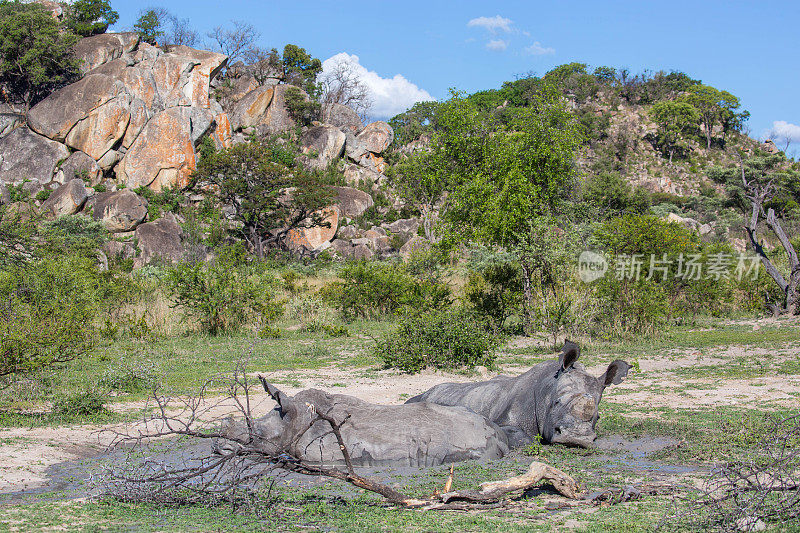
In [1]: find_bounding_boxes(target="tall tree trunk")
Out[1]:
[520,259,535,336]
[766,208,800,314]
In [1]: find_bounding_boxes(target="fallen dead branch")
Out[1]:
[659,413,800,531]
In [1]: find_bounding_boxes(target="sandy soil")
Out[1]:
[1,340,799,495]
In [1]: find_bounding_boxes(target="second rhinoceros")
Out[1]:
[406,341,630,448]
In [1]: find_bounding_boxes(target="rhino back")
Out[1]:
[406,361,562,441]
[292,392,508,467]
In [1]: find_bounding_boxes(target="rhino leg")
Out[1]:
[501,425,533,448]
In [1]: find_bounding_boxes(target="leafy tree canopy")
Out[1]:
[64,0,119,37]
[388,100,440,145]
[649,100,700,162]
[434,85,581,248]
[192,137,334,257]
[133,8,165,45]
[281,44,322,95]
[0,1,79,113]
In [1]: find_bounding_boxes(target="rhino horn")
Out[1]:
[259,376,298,417]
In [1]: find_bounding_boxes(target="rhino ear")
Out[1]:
[559,340,581,370]
[601,360,631,387]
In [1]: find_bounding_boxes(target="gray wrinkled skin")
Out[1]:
[406,341,630,448]
[217,386,509,467]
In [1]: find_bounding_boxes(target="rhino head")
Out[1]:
[215,380,312,457]
[538,341,630,448]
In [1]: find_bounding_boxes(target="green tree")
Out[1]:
[0,1,79,114]
[582,171,650,216]
[281,44,322,95]
[649,100,700,163]
[441,86,579,248]
[388,100,440,145]
[717,90,748,146]
[133,8,165,45]
[594,214,701,327]
[64,0,119,37]
[683,84,742,150]
[427,86,580,334]
[390,148,449,241]
[192,138,333,258]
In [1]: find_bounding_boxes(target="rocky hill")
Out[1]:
[0,31,412,265]
[1,30,796,267]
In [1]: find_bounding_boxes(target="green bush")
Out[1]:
[464,259,524,333]
[167,248,284,335]
[284,86,320,126]
[0,253,101,382]
[52,391,107,418]
[321,260,451,320]
[99,358,159,393]
[374,307,498,373]
[133,185,183,220]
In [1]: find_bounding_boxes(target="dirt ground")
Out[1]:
[2,335,799,497]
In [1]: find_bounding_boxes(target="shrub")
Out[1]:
[100,358,159,393]
[287,294,334,332]
[322,260,451,320]
[464,258,524,333]
[374,307,498,373]
[284,86,320,126]
[0,253,101,382]
[52,391,107,418]
[167,249,283,335]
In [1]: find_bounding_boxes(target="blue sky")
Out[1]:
[109,0,800,145]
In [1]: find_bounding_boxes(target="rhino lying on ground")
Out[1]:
[406,341,630,448]
[215,381,509,467]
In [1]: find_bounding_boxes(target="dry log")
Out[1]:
[440,461,583,504]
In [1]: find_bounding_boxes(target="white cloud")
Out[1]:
[524,41,556,55]
[486,39,508,52]
[320,53,435,119]
[766,120,800,143]
[467,15,513,33]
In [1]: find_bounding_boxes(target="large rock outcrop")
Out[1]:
[322,103,363,135]
[356,121,394,154]
[334,186,373,218]
[117,107,196,190]
[41,179,88,217]
[230,85,275,132]
[134,213,185,267]
[73,32,140,74]
[27,74,132,156]
[286,207,340,253]
[92,190,148,232]
[259,84,303,135]
[0,128,69,186]
[300,125,346,169]
[23,36,231,191]
[55,151,102,185]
